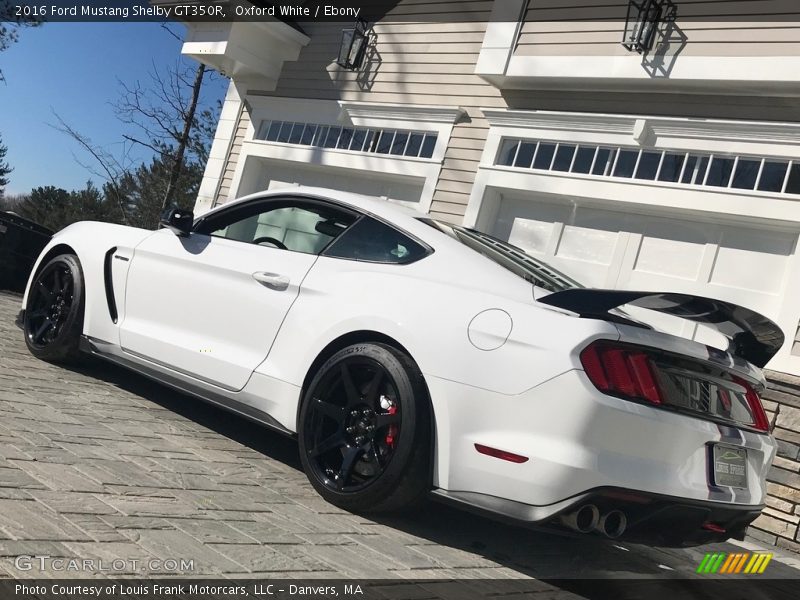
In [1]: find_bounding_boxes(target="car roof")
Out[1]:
[205,186,437,239]
[199,186,541,301]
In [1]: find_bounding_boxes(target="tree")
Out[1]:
[55,56,221,228]
[0,134,10,198]
[53,115,132,225]
[13,186,71,230]
[115,60,215,211]
[13,182,123,232]
[0,0,39,82]
[116,154,203,230]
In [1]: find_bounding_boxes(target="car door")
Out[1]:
[119,196,357,391]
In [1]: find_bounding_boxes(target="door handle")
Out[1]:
[252,271,290,291]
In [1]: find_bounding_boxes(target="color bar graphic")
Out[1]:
[697,552,774,574]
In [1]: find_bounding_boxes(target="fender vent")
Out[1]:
[103,247,118,323]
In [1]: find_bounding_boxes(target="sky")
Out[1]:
[0,22,229,196]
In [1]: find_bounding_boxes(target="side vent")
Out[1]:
[103,247,118,323]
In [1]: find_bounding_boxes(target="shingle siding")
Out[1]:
[216,107,251,204]
[517,0,800,57]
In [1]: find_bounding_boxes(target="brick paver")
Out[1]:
[1,291,798,585]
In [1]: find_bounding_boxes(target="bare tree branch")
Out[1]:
[162,63,206,210]
[50,112,130,225]
[121,134,173,158]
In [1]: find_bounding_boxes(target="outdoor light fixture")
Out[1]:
[337,18,370,70]
[622,0,676,53]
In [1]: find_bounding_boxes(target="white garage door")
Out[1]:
[257,159,424,205]
[491,193,798,345]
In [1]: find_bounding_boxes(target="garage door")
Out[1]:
[491,193,798,345]
[256,158,424,205]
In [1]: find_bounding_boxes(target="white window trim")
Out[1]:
[466,108,800,229]
[226,96,463,213]
[464,107,800,374]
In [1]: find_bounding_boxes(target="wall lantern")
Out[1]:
[622,0,676,53]
[337,19,370,70]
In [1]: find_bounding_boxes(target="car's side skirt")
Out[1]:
[79,335,294,437]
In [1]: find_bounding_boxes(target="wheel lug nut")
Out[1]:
[346,426,355,434]
[350,410,359,418]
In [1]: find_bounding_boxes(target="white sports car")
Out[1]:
[17,187,780,547]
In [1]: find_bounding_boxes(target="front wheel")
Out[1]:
[298,343,431,513]
[23,253,86,364]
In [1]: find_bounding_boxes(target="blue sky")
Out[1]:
[0,22,229,196]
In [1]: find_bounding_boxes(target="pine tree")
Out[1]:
[0,134,11,198]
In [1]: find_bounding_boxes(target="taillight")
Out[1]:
[580,341,663,405]
[732,376,770,432]
[580,341,770,434]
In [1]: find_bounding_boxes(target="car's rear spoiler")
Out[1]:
[538,289,784,368]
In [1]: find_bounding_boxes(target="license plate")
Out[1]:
[712,444,748,488]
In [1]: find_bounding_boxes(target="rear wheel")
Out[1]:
[23,253,85,364]
[299,343,431,513]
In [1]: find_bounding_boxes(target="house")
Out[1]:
[174,0,800,550]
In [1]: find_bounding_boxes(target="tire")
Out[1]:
[299,343,432,513]
[23,253,86,364]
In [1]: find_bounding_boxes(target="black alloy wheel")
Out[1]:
[23,254,85,363]
[299,343,431,512]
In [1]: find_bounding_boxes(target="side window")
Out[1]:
[323,217,429,264]
[199,201,355,255]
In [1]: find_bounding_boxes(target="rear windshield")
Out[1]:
[420,219,583,293]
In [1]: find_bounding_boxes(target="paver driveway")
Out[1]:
[0,291,798,591]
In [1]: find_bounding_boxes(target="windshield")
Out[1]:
[420,219,584,293]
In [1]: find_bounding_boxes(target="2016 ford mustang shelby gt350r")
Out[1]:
[18,187,781,546]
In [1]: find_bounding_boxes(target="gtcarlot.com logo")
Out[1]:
[14,555,195,573]
[696,552,773,574]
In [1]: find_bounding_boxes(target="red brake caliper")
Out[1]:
[385,405,398,448]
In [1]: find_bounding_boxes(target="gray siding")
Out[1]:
[217,107,251,203]
[517,0,800,57]
[501,89,800,122]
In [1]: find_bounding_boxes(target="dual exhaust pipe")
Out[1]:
[559,504,627,538]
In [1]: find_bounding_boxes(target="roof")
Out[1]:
[210,186,432,234]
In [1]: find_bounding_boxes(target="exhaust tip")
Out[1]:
[598,510,627,539]
[560,504,600,533]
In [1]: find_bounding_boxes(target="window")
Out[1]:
[420,219,582,293]
[658,153,685,182]
[515,142,536,168]
[613,150,639,178]
[494,137,800,196]
[324,217,429,264]
[635,151,661,180]
[572,146,595,174]
[552,144,576,172]
[758,162,788,192]
[706,157,735,187]
[256,119,438,159]
[196,199,356,255]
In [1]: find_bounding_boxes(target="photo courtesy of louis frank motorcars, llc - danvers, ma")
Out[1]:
[5,0,800,596]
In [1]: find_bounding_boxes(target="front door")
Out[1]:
[119,197,357,391]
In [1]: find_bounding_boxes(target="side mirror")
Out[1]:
[159,206,193,237]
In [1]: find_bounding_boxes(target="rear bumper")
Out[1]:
[553,487,762,546]
[425,368,775,543]
[433,486,763,547]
